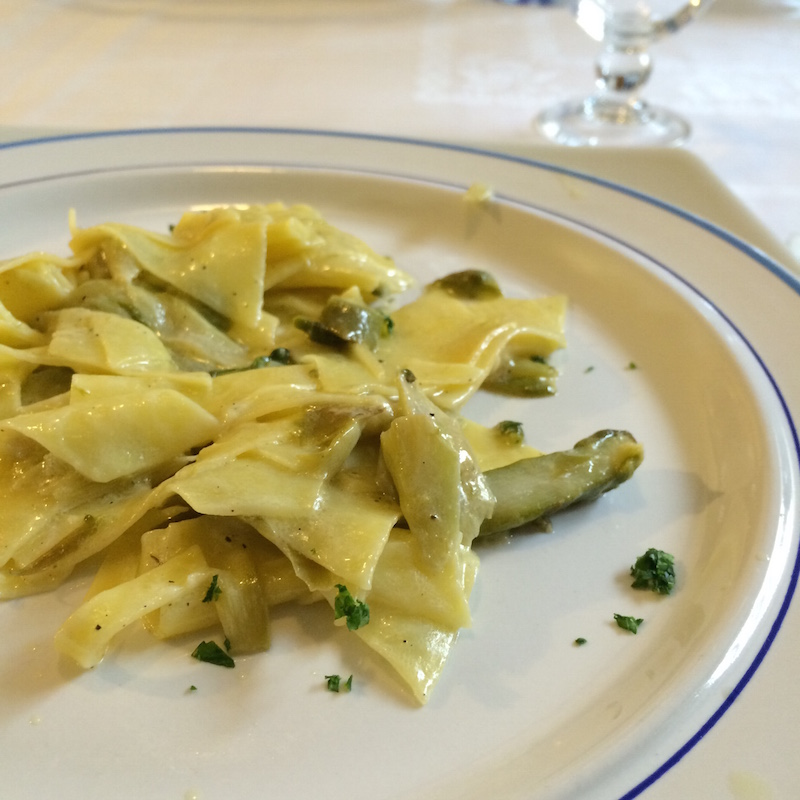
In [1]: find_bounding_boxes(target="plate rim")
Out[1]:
[1,125,798,285]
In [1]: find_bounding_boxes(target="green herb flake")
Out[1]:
[187,685,198,693]
[202,574,221,603]
[224,637,231,652]
[630,548,676,595]
[334,584,370,631]
[573,637,587,646]
[325,674,353,693]
[584,366,595,374]
[614,614,644,634]
[626,361,638,370]
[191,640,235,668]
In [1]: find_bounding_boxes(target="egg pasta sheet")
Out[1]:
[0,201,566,703]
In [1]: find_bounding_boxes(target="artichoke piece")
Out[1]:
[480,430,643,536]
[294,316,346,347]
[20,365,74,406]
[320,295,392,348]
[430,269,502,300]
[68,278,249,371]
[209,347,294,376]
[295,295,392,350]
[381,370,495,571]
[483,355,558,397]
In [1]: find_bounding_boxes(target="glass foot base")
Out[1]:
[537,96,690,147]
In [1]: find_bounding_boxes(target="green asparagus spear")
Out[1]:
[480,430,643,536]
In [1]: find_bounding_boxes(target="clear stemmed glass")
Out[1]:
[537,0,714,146]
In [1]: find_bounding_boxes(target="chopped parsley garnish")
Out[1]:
[495,420,524,445]
[202,574,221,603]
[630,548,676,595]
[614,614,644,634]
[574,637,587,646]
[626,361,638,370]
[334,584,370,630]
[188,685,198,692]
[325,674,353,693]
[191,640,235,668]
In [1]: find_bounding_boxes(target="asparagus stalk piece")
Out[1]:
[480,430,643,536]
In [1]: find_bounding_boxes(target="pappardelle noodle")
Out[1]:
[0,201,641,703]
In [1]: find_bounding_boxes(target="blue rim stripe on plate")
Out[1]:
[0,126,797,799]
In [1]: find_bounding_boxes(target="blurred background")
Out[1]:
[0,0,797,257]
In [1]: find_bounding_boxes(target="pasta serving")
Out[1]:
[0,201,642,703]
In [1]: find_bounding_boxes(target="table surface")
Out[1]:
[1,3,799,799]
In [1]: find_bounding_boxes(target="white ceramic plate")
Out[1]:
[0,129,798,800]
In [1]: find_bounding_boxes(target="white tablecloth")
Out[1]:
[0,0,798,264]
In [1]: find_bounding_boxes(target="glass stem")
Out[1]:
[594,42,652,107]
